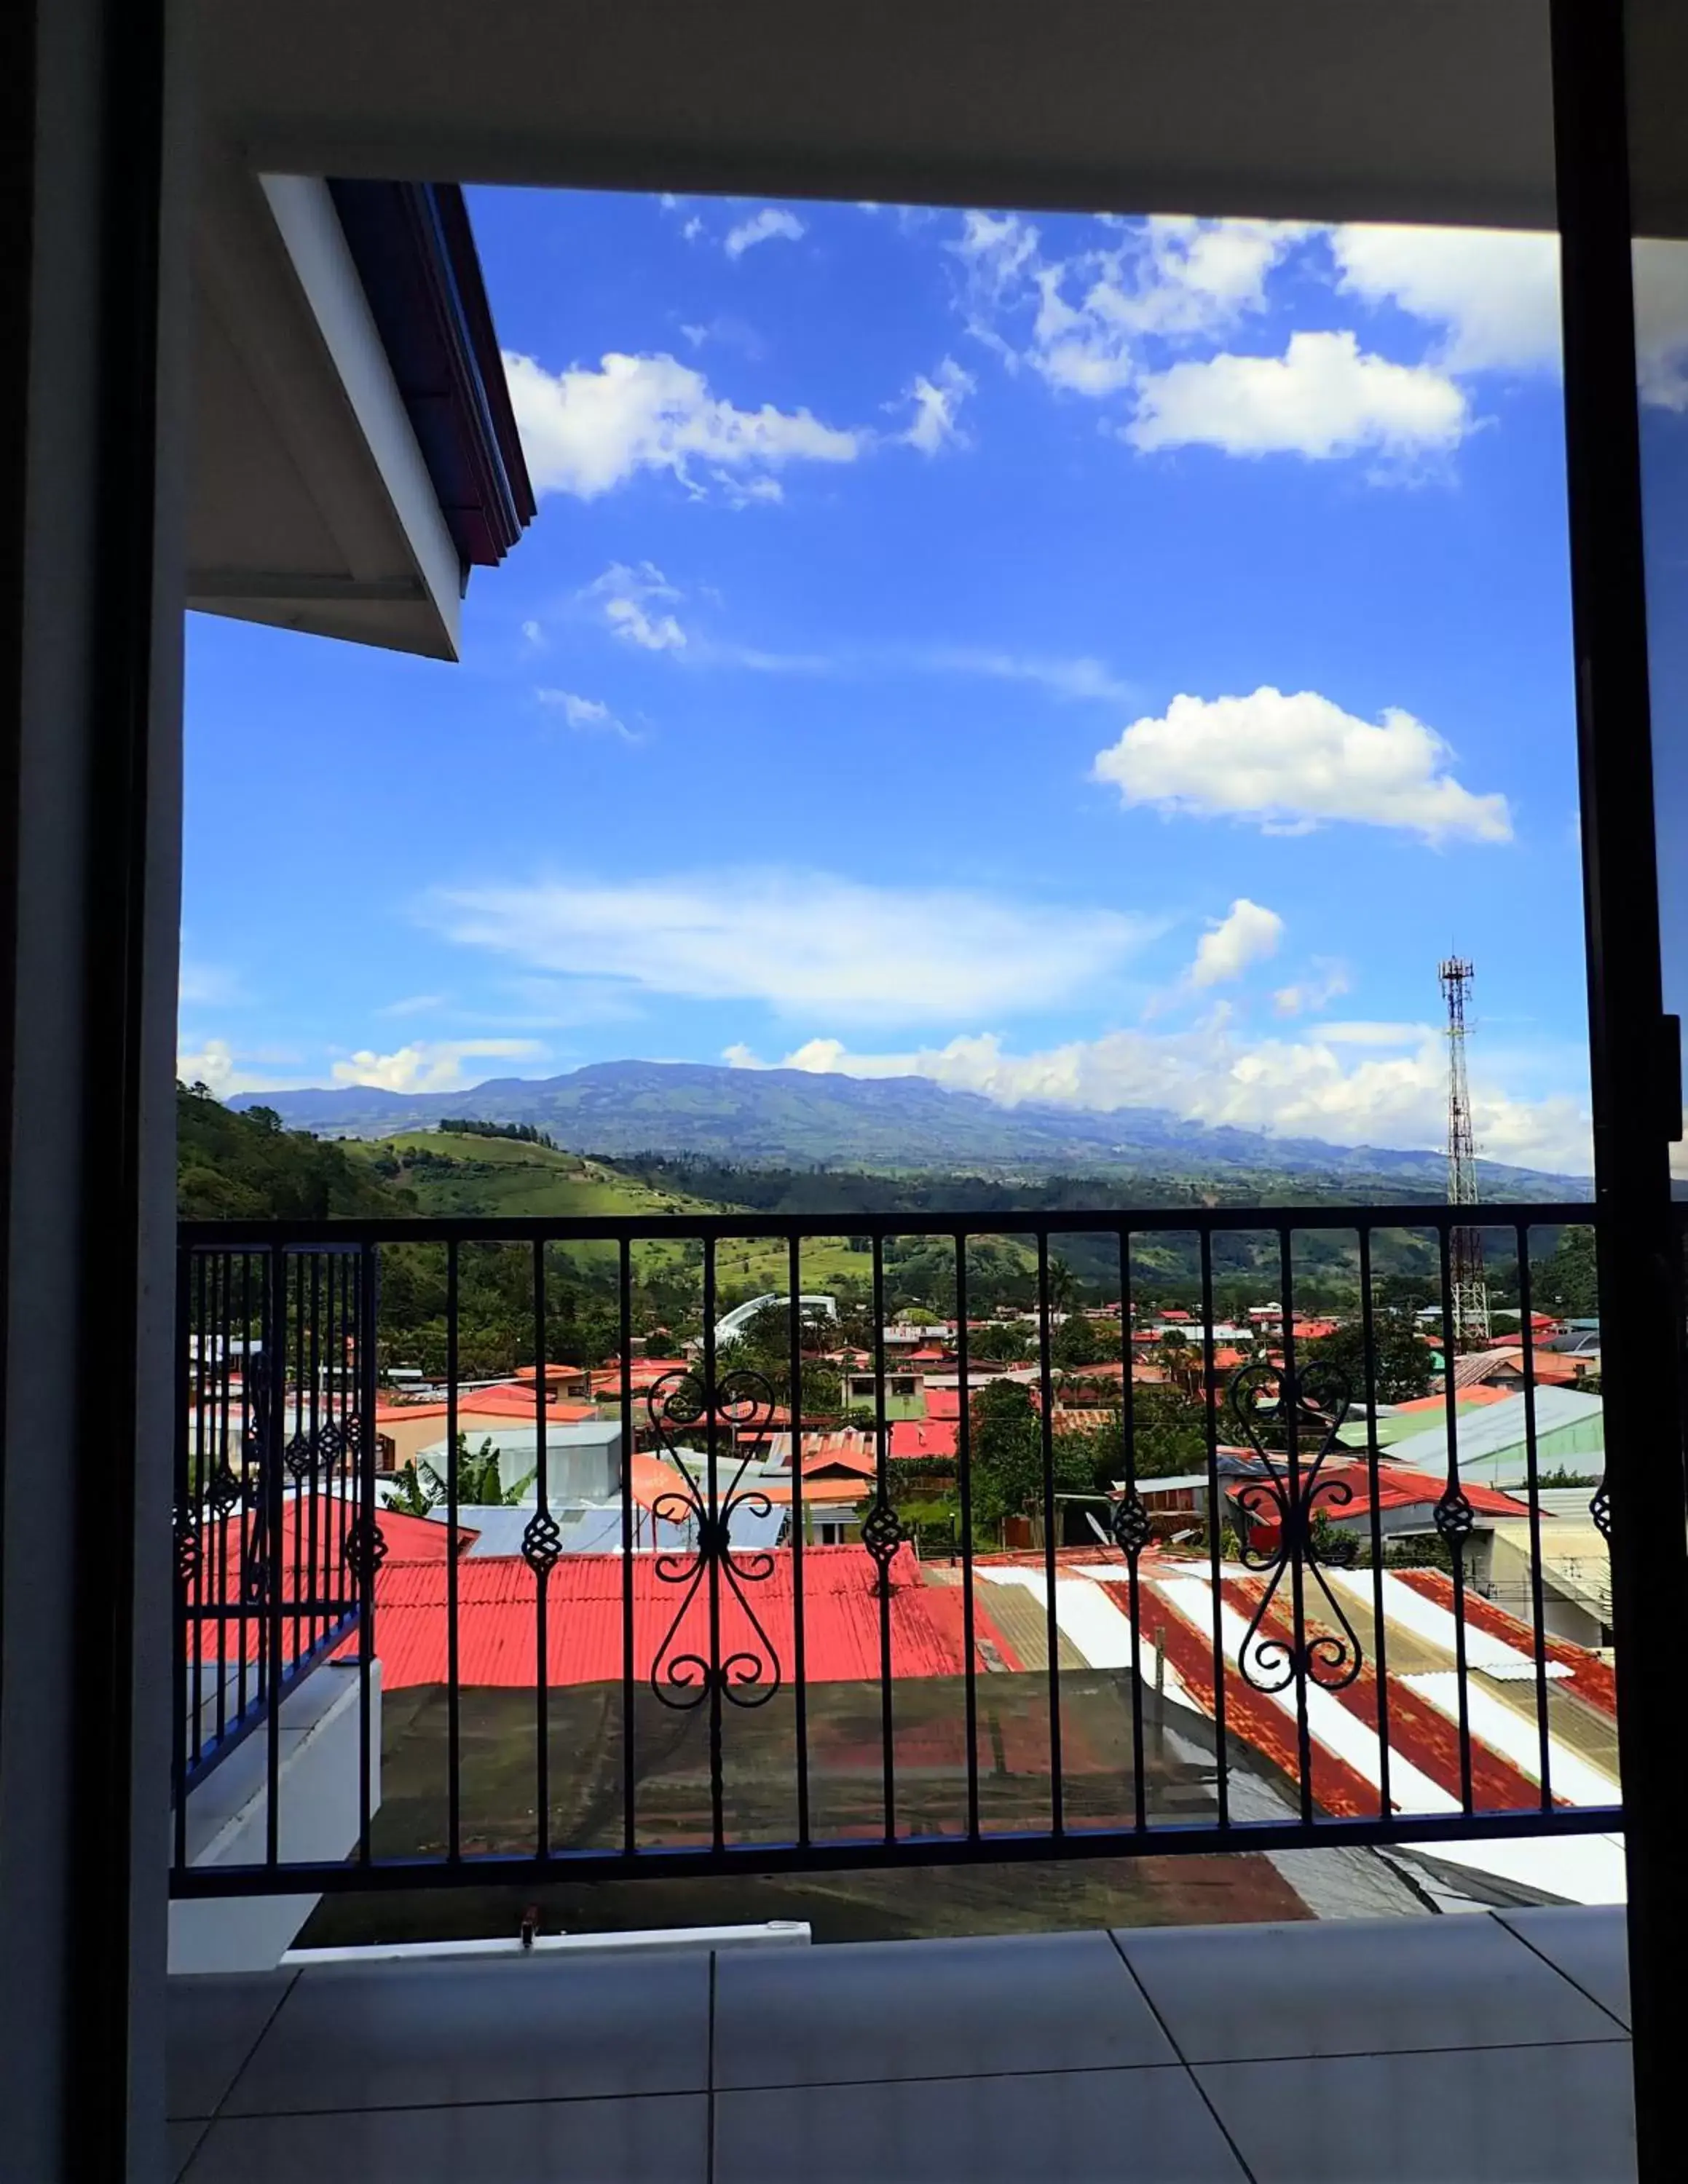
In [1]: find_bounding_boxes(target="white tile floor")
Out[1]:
[167,1910,1637,2183]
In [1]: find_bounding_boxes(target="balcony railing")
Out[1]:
[170,1201,1619,1902]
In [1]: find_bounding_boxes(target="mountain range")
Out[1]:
[229,1059,1589,1200]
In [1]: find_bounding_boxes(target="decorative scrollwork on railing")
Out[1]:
[1589,1476,1612,1540]
[647,1367,781,1711]
[1108,1484,1153,1563]
[343,1512,388,1591]
[1228,1361,1364,1696]
[521,1508,564,1579]
[1433,1481,1477,1548]
[860,1495,908,1594]
[173,1506,202,1586]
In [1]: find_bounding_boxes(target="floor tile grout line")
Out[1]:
[1104,1928,1260,2184]
[176,1969,301,2132]
[1496,1919,1632,2035]
[194,2030,1637,2125]
[707,1949,717,2184]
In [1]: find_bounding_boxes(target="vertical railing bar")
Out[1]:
[190,1249,209,1772]
[532,1238,551,1859]
[1437,1225,1475,1813]
[355,1243,380,1865]
[873,1235,896,1843]
[1121,1230,1148,1836]
[232,1252,251,1733]
[1516,1229,1555,1810]
[172,1242,193,1867]
[446,1238,462,1861]
[703,1238,725,1856]
[263,1243,286,1867]
[619,1236,636,1857]
[1279,1230,1314,1830]
[1358,1227,1392,1821]
[787,1233,811,1847]
[1199,1228,1229,1829]
[299,1251,314,1675]
[956,1233,980,1842]
[1036,1233,1064,1838]
[339,1252,352,1650]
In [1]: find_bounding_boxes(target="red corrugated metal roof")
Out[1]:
[375,1388,599,1425]
[888,1419,958,1461]
[350,1546,1017,1690]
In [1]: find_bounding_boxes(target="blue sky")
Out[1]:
[182,191,1604,1170]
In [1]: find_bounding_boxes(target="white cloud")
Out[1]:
[582,563,687,652]
[328,1040,545,1095]
[432,869,1156,1023]
[1331,225,1561,374]
[1189,898,1283,987]
[177,1039,309,1098]
[521,619,544,646]
[1092,686,1511,844]
[682,218,703,243]
[1314,1020,1437,1047]
[899,358,974,454]
[1274,960,1351,1016]
[726,1024,1590,1174]
[178,957,243,1008]
[377,994,446,1018]
[952,210,1302,396]
[1126,331,1467,459]
[502,349,859,499]
[535,688,635,741]
[724,207,806,260]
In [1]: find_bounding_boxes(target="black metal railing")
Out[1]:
[170,1201,1620,1899]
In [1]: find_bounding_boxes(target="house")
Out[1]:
[1379,1388,1607,1489]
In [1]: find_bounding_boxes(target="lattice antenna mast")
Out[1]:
[1439,957,1491,1346]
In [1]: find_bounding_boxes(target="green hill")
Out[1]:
[178,1085,412,1220]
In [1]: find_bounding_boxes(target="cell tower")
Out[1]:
[1439,957,1491,1346]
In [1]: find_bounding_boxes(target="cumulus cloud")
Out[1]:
[177,1039,307,1098]
[952,210,1301,395]
[430,870,1156,1023]
[502,349,859,499]
[1330,224,1562,374]
[1126,331,1467,459]
[1189,898,1284,987]
[1274,960,1351,1016]
[725,1024,1590,1174]
[581,563,687,652]
[899,357,974,453]
[535,688,635,740]
[328,1040,544,1094]
[724,207,806,260]
[1092,686,1511,844]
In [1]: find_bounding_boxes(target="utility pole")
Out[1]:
[1440,957,1491,1347]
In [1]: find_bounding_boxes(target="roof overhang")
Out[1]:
[197,0,1565,233]
[188,160,532,660]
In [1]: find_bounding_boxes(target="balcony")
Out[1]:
[167,1907,1635,2181]
[167,1199,1634,2175]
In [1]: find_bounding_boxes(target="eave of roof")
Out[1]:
[328,178,535,575]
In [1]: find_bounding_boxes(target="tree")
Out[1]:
[1531,1226,1598,1318]
[382,1461,433,1517]
[1053,1312,1104,1369]
[1308,1313,1434,1404]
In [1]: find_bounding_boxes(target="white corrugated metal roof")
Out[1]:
[1381,1387,1603,1473]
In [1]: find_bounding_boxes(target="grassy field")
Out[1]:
[351,1133,915,1294]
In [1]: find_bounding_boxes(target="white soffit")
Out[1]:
[187,163,461,660]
